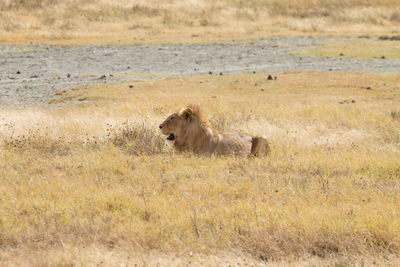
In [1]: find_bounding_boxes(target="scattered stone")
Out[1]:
[339,53,344,56]
[379,35,400,41]
[274,76,277,80]
[267,75,273,80]
[329,68,332,71]
[109,74,113,77]
[219,72,223,76]
[67,74,71,78]
[299,57,302,60]
[9,77,18,80]
[129,85,134,88]
[381,56,385,59]
[16,71,21,74]
[253,71,256,74]
[364,85,372,90]
[208,71,213,75]
[194,68,197,71]
[339,99,356,104]
[55,90,66,95]
[30,75,38,78]
[254,82,258,86]
[261,88,265,91]
[127,66,130,69]
[99,75,106,79]
[78,97,87,101]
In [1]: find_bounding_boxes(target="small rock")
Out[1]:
[253,71,256,74]
[274,76,277,80]
[30,75,38,78]
[109,74,113,77]
[219,72,223,76]
[267,75,273,80]
[16,71,21,74]
[299,57,302,60]
[254,83,258,86]
[261,88,265,91]
[129,85,134,88]
[381,56,385,59]
[328,68,332,71]
[127,66,130,69]
[365,86,371,90]
[67,74,71,78]
[99,75,106,79]
[339,53,344,56]
[208,71,213,75]
[351,99,356,103]
[194,68,197,71]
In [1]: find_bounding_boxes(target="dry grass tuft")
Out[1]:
[109,120,167,156]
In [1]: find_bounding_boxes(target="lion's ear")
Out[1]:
[180,107,193,121]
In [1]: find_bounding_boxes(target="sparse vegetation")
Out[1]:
[293,39,400,59]
[0,0,400,45]
[1,72,399,265]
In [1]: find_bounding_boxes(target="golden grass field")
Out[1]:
[1,0,400,45]
[1,72,400,265]
[1,0,400,265]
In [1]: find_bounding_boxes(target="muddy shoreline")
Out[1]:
[1,38,399,106]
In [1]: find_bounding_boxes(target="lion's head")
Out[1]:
[158,108,193,143]
[159,105,217,154]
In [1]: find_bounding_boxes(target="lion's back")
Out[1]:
[216,132,253,156]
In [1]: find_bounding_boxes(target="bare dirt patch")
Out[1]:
[1,38,400,106]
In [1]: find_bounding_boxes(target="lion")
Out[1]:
[159,105,270,157]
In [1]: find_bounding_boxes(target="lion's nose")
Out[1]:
[159,124,163,129]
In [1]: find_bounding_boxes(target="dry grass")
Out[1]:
[1,72,400,265]
[293,39,400,59]
[0,0,400,45]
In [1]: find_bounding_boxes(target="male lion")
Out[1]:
[159,105,270,157]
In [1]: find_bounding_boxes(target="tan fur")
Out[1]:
[159,105,270,157]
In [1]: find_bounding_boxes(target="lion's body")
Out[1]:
[159,105,270,157]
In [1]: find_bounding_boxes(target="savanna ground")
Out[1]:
[1,0,400,266]
[1,72,400,266]
[1,0,400,45]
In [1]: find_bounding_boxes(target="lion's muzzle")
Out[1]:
[166,133,175,141]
